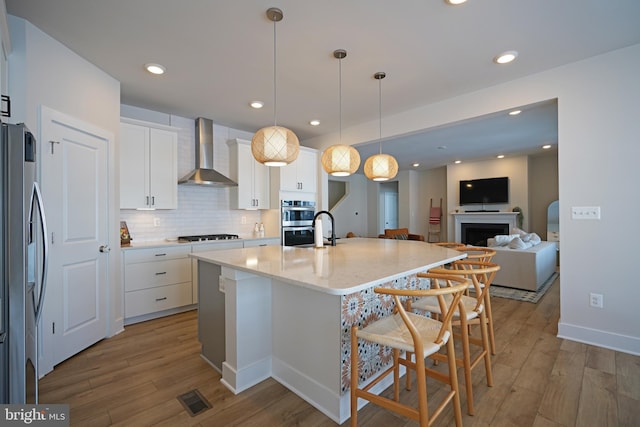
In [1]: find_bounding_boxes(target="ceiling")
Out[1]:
[6,1,640,171]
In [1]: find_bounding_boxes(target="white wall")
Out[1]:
[326,174,369,238]
[447,156,529,237]
[307,44,640,355]
[418,167,447,240]
[8,16,122,336]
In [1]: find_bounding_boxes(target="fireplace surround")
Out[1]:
[452,212,518,244]
[461,223,509,246]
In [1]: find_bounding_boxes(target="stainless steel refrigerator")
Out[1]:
[0,122,49,404]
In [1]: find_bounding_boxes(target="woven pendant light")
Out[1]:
[251,7,300,167]
[364,72,398,181]
[321,49,360,176]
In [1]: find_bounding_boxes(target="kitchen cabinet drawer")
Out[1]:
[125,282,193,318]
[125,258,191,292]
[243,238,280,247]
[124,245,191,264]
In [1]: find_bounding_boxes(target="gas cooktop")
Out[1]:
[178,234,240,242]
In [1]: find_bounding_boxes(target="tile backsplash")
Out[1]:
[120,105,276,242]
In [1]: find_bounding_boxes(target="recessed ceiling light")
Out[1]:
[454,160,462,164]
[145,63,165,75]
[542,144,552,149]
[309,120,320,126]
[497,154,505,159]
[445,0,468,4]
[509,110,522,116]
[412,163,420,168]
[250,101,264,109]
[494,51,518,64]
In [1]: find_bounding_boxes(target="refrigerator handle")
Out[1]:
[29,182,49,323]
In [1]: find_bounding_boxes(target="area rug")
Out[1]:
[489,272,559,303]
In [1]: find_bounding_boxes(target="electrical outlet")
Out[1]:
[572,206,601,220]
[153,217,160,227]
[241,216,247,224]
[589,293,603,308]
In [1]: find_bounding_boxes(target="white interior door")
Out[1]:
[39,107,110,372]
[383,191,398,230]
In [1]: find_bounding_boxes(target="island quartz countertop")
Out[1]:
[190,237,465,295]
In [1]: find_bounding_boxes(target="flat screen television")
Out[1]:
[459,177,509,205]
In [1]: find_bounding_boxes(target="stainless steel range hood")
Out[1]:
[178,117,237,186]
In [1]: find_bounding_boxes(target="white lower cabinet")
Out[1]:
[123,245,193,323]
[123,239,279,324]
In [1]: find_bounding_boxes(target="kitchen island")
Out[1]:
[191,237,465,423]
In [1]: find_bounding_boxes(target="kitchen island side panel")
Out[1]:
[271,279,342,417]
[197,261,224,372]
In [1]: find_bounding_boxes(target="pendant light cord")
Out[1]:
[339,56,343,143]
[378,75,382,155]
[273,18,278,127]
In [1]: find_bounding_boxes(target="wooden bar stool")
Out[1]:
[433,242,465,249]
[409,260,500,415]
[454,246,498,354]
[350,274,468,427]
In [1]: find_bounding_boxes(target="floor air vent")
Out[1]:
[177,389,212,417]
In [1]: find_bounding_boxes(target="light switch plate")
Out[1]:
[571,206,600,220]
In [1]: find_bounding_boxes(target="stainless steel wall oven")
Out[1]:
[281,200,315,246]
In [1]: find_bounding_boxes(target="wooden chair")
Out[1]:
[379,228,425,241]
[454,246,497,354]
[433,242,465,249]
[350,274,468,427]
[409,260,500,415]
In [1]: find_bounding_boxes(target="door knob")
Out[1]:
[99,245,111,253]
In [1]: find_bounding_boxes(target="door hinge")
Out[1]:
[49,140,60,154]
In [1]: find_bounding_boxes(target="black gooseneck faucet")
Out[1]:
[313,210,336,246]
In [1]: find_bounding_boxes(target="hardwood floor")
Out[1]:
[39,275,640,426]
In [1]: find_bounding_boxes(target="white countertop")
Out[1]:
[190,237,465,295]
[120,235,279,250]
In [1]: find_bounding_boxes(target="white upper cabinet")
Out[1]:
[272,147,318,195]
[120,120,178,209]
[227,139,270,209]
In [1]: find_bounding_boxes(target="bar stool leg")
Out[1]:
[350,326,358,427]
[446,334,463,426]
[484,292,496,355]
[479,310,494,387]
[459,317,475,415]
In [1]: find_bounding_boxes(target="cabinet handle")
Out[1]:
[155,297,167,302]
[155,271,167,276]
[151,196,155,206]
[146,196,150,205]
[154,253,167,257]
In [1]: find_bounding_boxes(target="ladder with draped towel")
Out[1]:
[428,198,442,242]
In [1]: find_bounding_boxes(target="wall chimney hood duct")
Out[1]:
[178,117,237,186]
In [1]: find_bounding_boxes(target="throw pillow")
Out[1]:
[529,232,541,245]
[508,236,529,249]
[394,234,409,240]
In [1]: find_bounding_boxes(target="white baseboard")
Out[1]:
[558,321,640,356]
